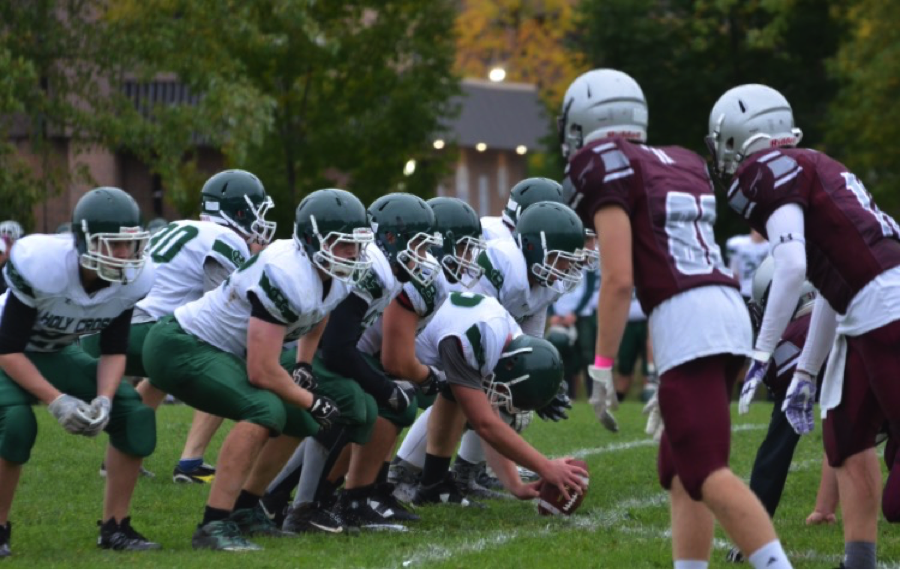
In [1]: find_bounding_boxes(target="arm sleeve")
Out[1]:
[519,308,547,337]
[0,294,37,354]
[98,308,134,355]
[754,204,807,358]
[248,291,284,325]
[438,336,484,390]
[796,295,838,376]
[203,257,234,293]
[319,293,395,404]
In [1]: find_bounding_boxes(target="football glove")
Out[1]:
[642,392,663,442]
[500,409,534,433]
[308,395,340,430]
[387,380,417,413]
[588,365,619,432]
[536,381,572,422]
[82,396,112,437]
[738,358,769,415]
[48,394,94,435]
[418,365,446,397]
[783,370,816,435]
[292,362,318,391]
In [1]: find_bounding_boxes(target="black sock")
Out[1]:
[233,490,262,512]
[202,505,230,526]
[615,391,626,402]
[377,461,391,485]
[343,484,372,500]
[421,453,451,488]
[314,477,341,504]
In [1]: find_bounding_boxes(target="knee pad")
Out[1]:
[0,406,37,464]
[108,404,157,458]
[346,394,378,444]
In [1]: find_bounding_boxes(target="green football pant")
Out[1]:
[81,321,155,378]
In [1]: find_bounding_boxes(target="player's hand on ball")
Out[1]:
[540,457,588,502]
[510,480,541,501]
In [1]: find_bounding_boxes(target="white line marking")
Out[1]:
[560,423,767,459]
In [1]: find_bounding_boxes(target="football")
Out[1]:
[537,459,589,516]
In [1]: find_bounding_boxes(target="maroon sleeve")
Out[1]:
[727,151,808,234]
[568,139,636,230]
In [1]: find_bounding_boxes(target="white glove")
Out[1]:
[738,358,768,415]
[48,394,94,434]
[83,396,112,437]
[500,409,533,433]
[588,365,619,432]
[642,392,663,443]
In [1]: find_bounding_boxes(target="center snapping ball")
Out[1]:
[537,459,589,516]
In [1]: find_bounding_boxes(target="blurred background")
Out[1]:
[0,0,895,243]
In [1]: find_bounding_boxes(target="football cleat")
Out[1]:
[229,506,294,537]
[192,520,261,551]
[336,490,408,532]
[387,461,420,504]
[259,492,291,528]
[173,462,215,484]
[514,465,540,483]
[99,463,155,479]
[413,474,486,508]
[725,546,744,563]
[97,517,161,551]
[370,483,420,521]
[451,460,510,500]
[282,502,344,534]
[0,522,10,557]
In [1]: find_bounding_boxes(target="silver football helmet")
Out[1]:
[751,255,816,319]
[558,69,648,160]
[706,84,803,176]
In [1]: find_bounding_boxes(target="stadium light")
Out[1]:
[516,145,527,155]
[476,142,487,152]
[403,159,416,176]
[488,67,506,82]
[433,139,445,150]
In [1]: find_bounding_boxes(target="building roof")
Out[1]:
[446,78,549,151]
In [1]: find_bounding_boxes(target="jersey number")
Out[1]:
[449,291,485,307]
[664,192,727,276]
[841,173,900,238]
[147,224,199,263]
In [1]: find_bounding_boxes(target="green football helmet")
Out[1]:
[147,217,169,236]
[55,222,72,234]
[502,178,564,228]
[578,229,599,272]
[369,193,442,286]
[294,189,374,284]
[73,187,150,284]
[427,197,485,288]
[515,202,585,288]
[488,335,564,413]
[200,169,276,245]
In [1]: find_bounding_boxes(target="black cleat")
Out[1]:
[229,506,294,537]
[725,546,745,563]
[283,502,344,534]
[97,517,161,551]
[413,473,486,508]
[172,462,215,484]
[192,520,260,551]
[370,483,420,522]
[336,490,408,532]
[0,522,10,557]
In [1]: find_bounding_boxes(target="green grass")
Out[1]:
[6,401,899,568]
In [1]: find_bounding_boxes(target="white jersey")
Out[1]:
[175,239,350,357]
[0,234,155,352]
[481,216,514,243]
[415,292,521,377]
[351,243,404,334]
[472,238,561,334]
[726,235,770,298]
[136,220,250,320]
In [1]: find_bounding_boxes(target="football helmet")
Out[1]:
[578,229,600,272]
[293,189,373,284]
[147,217,169,235]
[369,193,442,286]
[0,220,23,241]
[200,169,276,245]
[516,202,585,288]
[706,84,803,176]
[488,335,564,414]
[751,255,816,319]
[427,197,485,288]
[73,187,149,284]
[558,69,648,160]
[502,178,564,228]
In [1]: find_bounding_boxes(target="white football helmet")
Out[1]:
[751,255,816,319]
[558,69,648,160]
[706,84,803,176]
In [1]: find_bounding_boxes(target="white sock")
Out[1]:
[748,540,792,569]
[395,407,431,469]
[674,561,708,569]
[457,430,485,464]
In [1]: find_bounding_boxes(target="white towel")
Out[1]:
[819,334,848,419]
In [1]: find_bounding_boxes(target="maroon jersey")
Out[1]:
[567,137,737,313]
[765,313,813,398]
[729,148,900,314]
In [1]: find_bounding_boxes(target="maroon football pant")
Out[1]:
[656,354,744,501]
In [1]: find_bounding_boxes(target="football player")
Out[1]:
[83,169,276,484]
[563,69,791,569]
[726,230,770,302]
[0,188,157,554]
[411,291,586,505]
[141,189,371,551]
[481,177,564,242]
[707,83,900,569]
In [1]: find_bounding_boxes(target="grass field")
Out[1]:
[7,400,899,568]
